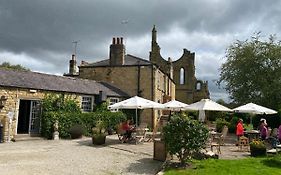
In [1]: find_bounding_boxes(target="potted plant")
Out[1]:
[92,120,107,145]
[250,139,266,157]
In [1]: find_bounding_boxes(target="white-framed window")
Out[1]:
[81,96,93,112]
[109,98,119,105]
[109,97,119,112]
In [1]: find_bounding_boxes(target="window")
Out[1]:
[109,98,119,105]
[81,96,93,112]
[109,98,119,112]
[180,68,185,85]
[196,81,202,90]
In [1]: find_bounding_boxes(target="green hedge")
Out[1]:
[41,111,126,139]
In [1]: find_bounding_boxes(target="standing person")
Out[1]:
[260,120,268,140]
[236,119,244,142]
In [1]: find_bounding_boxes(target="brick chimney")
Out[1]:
[109,37,125,66]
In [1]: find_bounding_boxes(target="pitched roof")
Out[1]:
[0,69,128,97]
[82,54,152,67]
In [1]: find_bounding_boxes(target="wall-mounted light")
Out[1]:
[0,95,8,108]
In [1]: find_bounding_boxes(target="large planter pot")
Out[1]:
[250,146,266,157]
[92,134,106,145]
[69,125,83,139]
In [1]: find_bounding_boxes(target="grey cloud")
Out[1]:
[1,0,281,102]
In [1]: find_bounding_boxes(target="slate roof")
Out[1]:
[0,69,128,97]
[82,54,152,67]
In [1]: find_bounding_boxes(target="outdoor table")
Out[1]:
[145,131,161,142]
[244,130,260,142]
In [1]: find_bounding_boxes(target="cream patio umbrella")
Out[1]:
[108,96,164,126]
[233,102,277,125]
[162,100,189,111]
[184,99,233,122]
[233,103,277,115]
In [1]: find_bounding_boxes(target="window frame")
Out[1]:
[81,96,94,112]
[109,97,120,112]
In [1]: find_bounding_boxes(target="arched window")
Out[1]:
[180,68,185,85]
[196,81,202,90]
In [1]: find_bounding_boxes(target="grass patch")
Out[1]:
[164,154,281,175]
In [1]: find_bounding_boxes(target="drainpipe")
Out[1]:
[137,61,141,96]
[151,65,155,127]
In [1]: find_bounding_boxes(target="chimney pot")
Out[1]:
[112,38,116,44]
[117,38,120,44]
[121,37,123,44]
[72,54,76,60]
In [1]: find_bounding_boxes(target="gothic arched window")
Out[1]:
[196,81,202,90]
[180,68,185,85]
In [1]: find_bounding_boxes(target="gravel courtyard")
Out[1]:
[0,135,162,175]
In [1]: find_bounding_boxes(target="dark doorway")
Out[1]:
[17,100,41,135]
[17,100,31,134]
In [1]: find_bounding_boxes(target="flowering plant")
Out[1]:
[250,139,265,148]
[249,139,266,157]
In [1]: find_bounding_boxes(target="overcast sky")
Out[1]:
[1,0,281,102]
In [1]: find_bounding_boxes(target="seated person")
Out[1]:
[121,120,135,142]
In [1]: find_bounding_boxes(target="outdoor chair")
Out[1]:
[212,125,228,145]
[134,127,147,144]
[220,125,228,145]
[238,136,249,152]
[210,135,222,154]
[270,128,278,138]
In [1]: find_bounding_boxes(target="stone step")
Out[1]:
[14,134,44,142]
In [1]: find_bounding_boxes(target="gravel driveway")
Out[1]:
[0,135,162,175]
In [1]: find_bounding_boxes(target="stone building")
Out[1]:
[75,37,175,127]
[0,69,128,142]
[66,26,209,127]
[149,26,209,104]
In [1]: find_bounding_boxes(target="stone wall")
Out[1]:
[79,65,175,127]
[149,26,210,104]
[0,87,82,141]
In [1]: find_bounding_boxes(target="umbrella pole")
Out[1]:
[136,108,138,127]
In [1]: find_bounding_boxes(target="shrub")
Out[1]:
[40,95,127,139]
[92,120,107,145]
[163,114,209,165]
[250,139,266,157]
[215,118,230,132]
[228,116,239,133]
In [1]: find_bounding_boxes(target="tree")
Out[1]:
[163,114,209,165]
[0,61,30,71]
[218,33,281,110]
